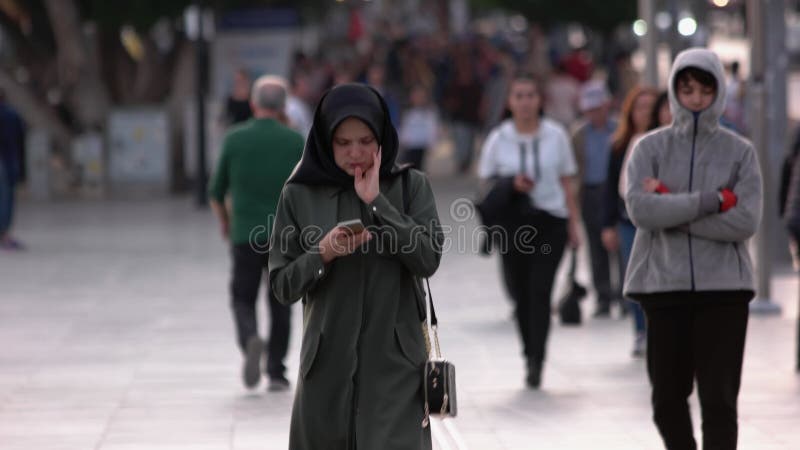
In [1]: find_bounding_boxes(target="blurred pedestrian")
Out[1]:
[648,91,672,131]
[443,49,484,173]
[269,83,443,450]
[477,72,580,389]
[571,80,618,318]
[209,76,304,391]
[545,62,580,129]
[602,86,657,337]
[722,60,746,134]
[224,68,253,125]
[624,48,762,449]
[0,91,25,251]
[398,84,439,171]
[286,71,313,138]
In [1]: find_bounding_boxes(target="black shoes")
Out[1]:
[526,360,542,389]
[592,304,611,318]
[268,376,291,392]
[243,336,264,389]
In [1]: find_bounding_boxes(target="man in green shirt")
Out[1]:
[209,75,304,391]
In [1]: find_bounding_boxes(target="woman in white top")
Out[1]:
[398,84,439,171]
[477,72,580,389]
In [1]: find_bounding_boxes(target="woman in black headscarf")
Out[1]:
[268,83,443,450]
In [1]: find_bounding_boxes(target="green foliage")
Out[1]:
[469,0,637,33]
[77,0,330,32]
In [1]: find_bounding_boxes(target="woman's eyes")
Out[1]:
[335,138,374,146]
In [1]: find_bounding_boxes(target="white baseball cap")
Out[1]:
[579,80,610,112]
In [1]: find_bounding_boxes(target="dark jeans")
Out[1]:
[0,160,14,235]
[581,185,616,305]
[640,292,750,450]
[618,220,645,332]
[231,243,291,379]
[500,215,568,364]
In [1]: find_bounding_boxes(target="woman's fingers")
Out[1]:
[331,229,372,256]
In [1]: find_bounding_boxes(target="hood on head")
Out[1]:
[667,47,726,137]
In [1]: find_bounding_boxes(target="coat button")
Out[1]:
[318,268,324,276]
[372,206,377,212]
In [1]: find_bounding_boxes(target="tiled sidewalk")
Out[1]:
[1,179,798,449]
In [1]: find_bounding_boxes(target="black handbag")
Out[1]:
[557,248,587,325]
[420,278,457,427]
[400,171,457,427]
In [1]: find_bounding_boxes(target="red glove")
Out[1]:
[719,189,737,212]
[655,183,670,194]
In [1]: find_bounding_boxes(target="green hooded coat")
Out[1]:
[269,170,441,450]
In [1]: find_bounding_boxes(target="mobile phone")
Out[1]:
[337,219,365,235]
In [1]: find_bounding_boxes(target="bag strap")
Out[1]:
[401,170,438,327]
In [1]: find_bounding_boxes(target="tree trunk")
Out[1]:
[0,69,72,147]
[165,40,196,191]
[43,0,111,130]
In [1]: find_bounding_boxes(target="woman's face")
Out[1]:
[632,93,656,133]
[332,117,379,176]
[507,79,541,122]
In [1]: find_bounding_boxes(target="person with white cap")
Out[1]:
[571,80,619,317]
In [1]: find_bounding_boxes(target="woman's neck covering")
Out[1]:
[287,83,403,186]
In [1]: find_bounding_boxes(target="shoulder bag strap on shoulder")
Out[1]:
[401,170,438,326]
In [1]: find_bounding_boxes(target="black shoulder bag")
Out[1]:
[401,171,457,427]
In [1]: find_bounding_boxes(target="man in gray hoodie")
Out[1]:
[623,48,763,449]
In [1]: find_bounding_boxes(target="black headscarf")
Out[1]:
[287,83,405,186]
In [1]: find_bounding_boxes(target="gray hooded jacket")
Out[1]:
[623,48,763,297]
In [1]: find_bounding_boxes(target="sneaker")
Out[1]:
[268,376,291,392]
[0,238,25,251]
[242,336,264,389]
[632,333,647,358]
[592,304,611,318]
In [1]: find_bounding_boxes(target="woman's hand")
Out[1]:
[642,177,660,193]
[355,147,382,204]
[513,174,535,193]
[319,227,373,264]
[601,227,619,252]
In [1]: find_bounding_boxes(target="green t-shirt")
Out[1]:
[209,118,304,246]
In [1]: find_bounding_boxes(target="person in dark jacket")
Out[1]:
[602,85,657,356]
[0,94,25,251]
[624,48,762,450]
[268,83,443,450]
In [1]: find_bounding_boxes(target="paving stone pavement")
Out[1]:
[1,176,799,450]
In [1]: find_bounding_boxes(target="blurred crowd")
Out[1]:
[221,29,748,176]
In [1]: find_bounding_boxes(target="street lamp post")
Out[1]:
[748,0,783,316]
[638,0,658,87]
[185,4,212,208]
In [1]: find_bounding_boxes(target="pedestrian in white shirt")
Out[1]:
[477,72,581,389]
[398,85,439,171]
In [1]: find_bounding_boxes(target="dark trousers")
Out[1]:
[231,243,291,379]
[500,216,568,364]
[0,160,14,235]
[640,293,750,450]
[581,185,615,305]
